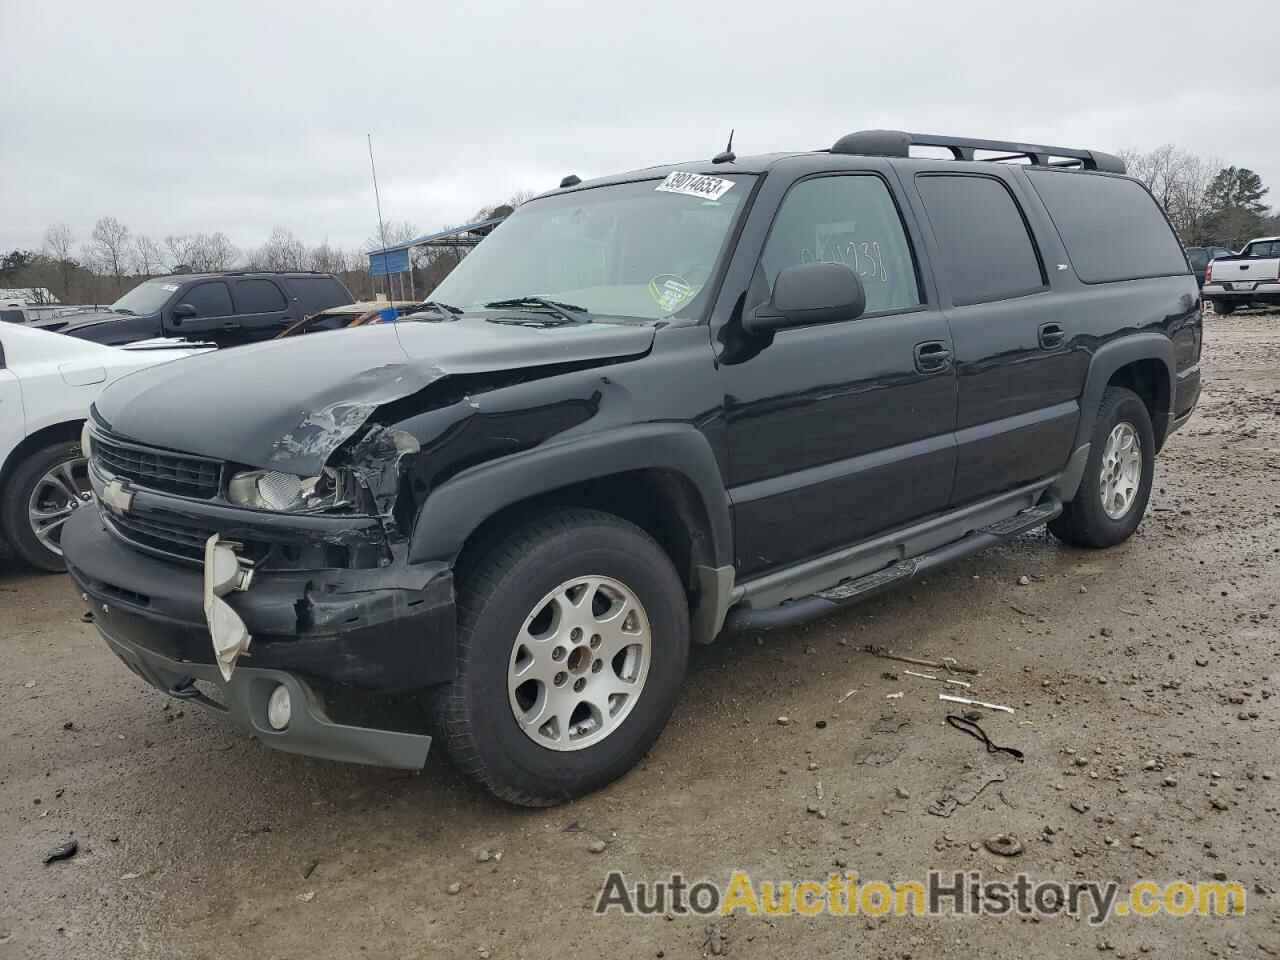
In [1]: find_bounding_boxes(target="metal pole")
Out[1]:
[367,133,389,301]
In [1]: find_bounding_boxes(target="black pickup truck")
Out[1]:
[62,130,1202,806]
[33,271,354,347]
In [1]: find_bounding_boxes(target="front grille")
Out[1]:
[104,511,269,566]
[93,432,222,499]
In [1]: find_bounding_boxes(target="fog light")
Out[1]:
[267,684,292,730]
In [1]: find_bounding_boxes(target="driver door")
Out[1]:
[167,281,239,342]
[719,172,958,579]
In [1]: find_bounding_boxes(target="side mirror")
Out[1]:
[744,262,866,334]
[171,303,197,324]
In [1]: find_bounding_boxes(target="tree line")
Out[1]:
[3,152,1276,307]
[2,192,530,307]
[1117,146,1276,247]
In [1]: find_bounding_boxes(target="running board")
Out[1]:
[723,498,1062,634]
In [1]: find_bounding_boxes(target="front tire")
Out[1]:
[1049,387,1154,549]
[436,508,690,806]
[1,438,91,572]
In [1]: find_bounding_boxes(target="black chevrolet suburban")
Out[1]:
[61,130,1202,805]
[33,271,354,347]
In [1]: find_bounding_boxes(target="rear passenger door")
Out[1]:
[231,278,293,340]
[912,172,1084,506]
[720,171,958,579]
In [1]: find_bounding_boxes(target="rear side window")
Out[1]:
[1027,171,1188,283]
[287,276,353,313]
[916,174,1046,306]
[182,281,233,317]
[234,279,288,313]
[760,175,921,314]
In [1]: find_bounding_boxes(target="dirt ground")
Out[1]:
[2,311,1278,960]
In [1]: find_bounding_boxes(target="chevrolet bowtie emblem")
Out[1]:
[101,478,134,514]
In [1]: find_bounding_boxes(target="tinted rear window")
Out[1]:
[286,276,353,312]
[916,174,1046,306]
[1027,171,1188,283]
[234,278,288,313]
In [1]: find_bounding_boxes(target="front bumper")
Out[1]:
[63,504,456,769]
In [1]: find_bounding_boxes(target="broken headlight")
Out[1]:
[227,467,352,513]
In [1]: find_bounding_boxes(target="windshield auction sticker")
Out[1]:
[648,274,697,313]
[655,171,735,201]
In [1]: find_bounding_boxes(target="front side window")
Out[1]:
[182,282,233,317]
[917,174,1046,306]
[760,175,921,314]
[431,175,754,322]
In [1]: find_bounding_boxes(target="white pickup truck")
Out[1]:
[1203,236,1280,314]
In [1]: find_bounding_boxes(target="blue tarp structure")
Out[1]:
[365,216,507,274]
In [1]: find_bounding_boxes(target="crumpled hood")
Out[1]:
[32,310,122,333]
[93,318,655,476]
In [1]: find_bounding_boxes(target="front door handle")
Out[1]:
[1038,323,1066,350]
[914,340,952,373]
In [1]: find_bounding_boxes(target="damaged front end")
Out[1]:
[64,319,654,768]
[66,388,452,768]
[200,415,426,681]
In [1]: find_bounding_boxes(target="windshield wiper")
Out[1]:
[410,300,463,320]
[483,297,590,322]
[112,308,136,315]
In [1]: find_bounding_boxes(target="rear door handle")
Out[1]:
[1038,323,1066,350]
[914,340,952,373]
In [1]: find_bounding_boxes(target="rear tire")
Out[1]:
[1049,387,1154,549]
[1212,299,1236,315]
[1,439,90,572]
[436,508,690,806]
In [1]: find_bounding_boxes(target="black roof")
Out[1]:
[543,130,1126,199]
[147,271,340,282]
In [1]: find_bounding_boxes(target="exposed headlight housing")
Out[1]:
[227,466,352,513]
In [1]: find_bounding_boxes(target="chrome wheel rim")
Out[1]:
[28,456,91,557]
[1100,422,1142,520]
[508,575,651,752]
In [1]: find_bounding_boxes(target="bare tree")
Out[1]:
[164,234,197,271]
[88,216,132,288]
[363,219,419,254]
[165,232,238,272]
[308,241,350,273]
[43,224,76,301]
[254,227,306,272]
[132,235,166,277]
[194,232,239,271]
[1120,146,1225,244]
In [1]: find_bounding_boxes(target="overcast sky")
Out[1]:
[3,0,1278,260]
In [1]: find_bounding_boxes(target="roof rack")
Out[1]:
[830,130,1126,174]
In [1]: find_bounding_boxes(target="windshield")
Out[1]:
[431,174,754,322]
[111,279,180,315]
